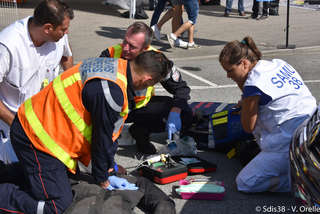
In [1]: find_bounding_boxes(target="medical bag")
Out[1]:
[176,179,225,200]
[188,102,253,150]
[139,155,188,184]
[171,156,217,175]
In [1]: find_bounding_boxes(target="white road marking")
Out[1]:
[172,46,320,62]
[169,46,320,92]
[176,67,218,87]
[155,80,320,91]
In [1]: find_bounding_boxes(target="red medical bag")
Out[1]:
[139,160,188,185]
[171,156,217,174]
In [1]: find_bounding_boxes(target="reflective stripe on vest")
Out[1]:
[113,44,122,58]
[135,87,154,109]
[53,73,92,143]
[24,98,77,170]
[80,58,129,141]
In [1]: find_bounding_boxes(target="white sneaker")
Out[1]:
[187,42,201,49]
[151,25,161,41]
[175,39,188,48]
[167,33,176,48]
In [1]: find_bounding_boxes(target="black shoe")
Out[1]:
[129,124,157,155]
[224,12,230,17]
[256,14,268,20]
[269,8,279,16]
[251,13,258,19]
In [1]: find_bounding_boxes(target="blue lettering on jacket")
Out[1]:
[81,58,115,74]
[270,64,303,89]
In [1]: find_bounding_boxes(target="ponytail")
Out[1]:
[219,36,262,66]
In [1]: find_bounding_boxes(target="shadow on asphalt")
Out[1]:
[95,26,127,39]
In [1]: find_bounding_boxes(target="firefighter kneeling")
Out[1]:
[0,51,172,214]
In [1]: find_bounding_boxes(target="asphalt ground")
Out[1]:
[1,1,320,213]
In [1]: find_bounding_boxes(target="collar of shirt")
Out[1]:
[25,16,35,48]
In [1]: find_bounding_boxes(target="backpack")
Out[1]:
[187,102,254,151]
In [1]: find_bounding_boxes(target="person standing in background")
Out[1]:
[251,0,269,20]
[150,0,183,41]
[224,0,245,17]
[167,0,200,49]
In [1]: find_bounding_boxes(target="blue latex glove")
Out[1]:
[114,163,118,172]
[106,184,115,191]
[107,176,139,190]
[166,111,181,139]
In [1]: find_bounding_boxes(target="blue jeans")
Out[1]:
[225,0,244,13]
[150,0,183,27]
[150,0,167,26]
[183,0,199,24]
[0,116,73,214]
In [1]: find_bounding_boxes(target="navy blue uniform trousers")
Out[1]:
[0,116,73,214]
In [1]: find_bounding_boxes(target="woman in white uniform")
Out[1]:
[219,36,317,192]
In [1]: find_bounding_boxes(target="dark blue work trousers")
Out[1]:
[0,116,73,214]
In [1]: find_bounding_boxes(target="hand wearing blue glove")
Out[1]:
[107,176,139,190]
[106,183,115,191]
[166,111,181,139]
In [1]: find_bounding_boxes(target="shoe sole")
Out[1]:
[167,34,175,48]
[188,46,201,49]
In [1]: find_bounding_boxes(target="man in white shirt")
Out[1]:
[0,0,74,163]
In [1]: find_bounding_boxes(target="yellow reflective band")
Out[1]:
[120,105,129,117]
[116,72,128,117]
[147,45,159,52]
[24,98,77,170]
[42,78,49,88]
[212,110,228,119]
[145,86,154,101]
[227,148,236,159]
[113,44,122,58]
[135,100,146,109]
[53,75,92,143]
[117,72,127,87]
[62,73,81,88]
[135,86,154,109]
[212,116,228,126]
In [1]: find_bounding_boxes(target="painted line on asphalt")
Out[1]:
[172,45,320,62]
[176,66,218,87]
[155,79,320,92]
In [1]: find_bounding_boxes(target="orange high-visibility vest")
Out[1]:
[17,58,129,173]
[107,44,157,109]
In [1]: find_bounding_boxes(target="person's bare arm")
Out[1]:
[60,56,73,71]
[0,100,15,126]
[0,45,14,126]
[240,95,260,133]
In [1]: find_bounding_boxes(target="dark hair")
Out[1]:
[33,0,74,28]
[133,51,173,83]
[127,22,153,49]
[219,36,262,66]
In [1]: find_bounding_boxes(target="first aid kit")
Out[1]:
[171,156,217,175]
[138,154,188,184]
[176,179,225,200]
